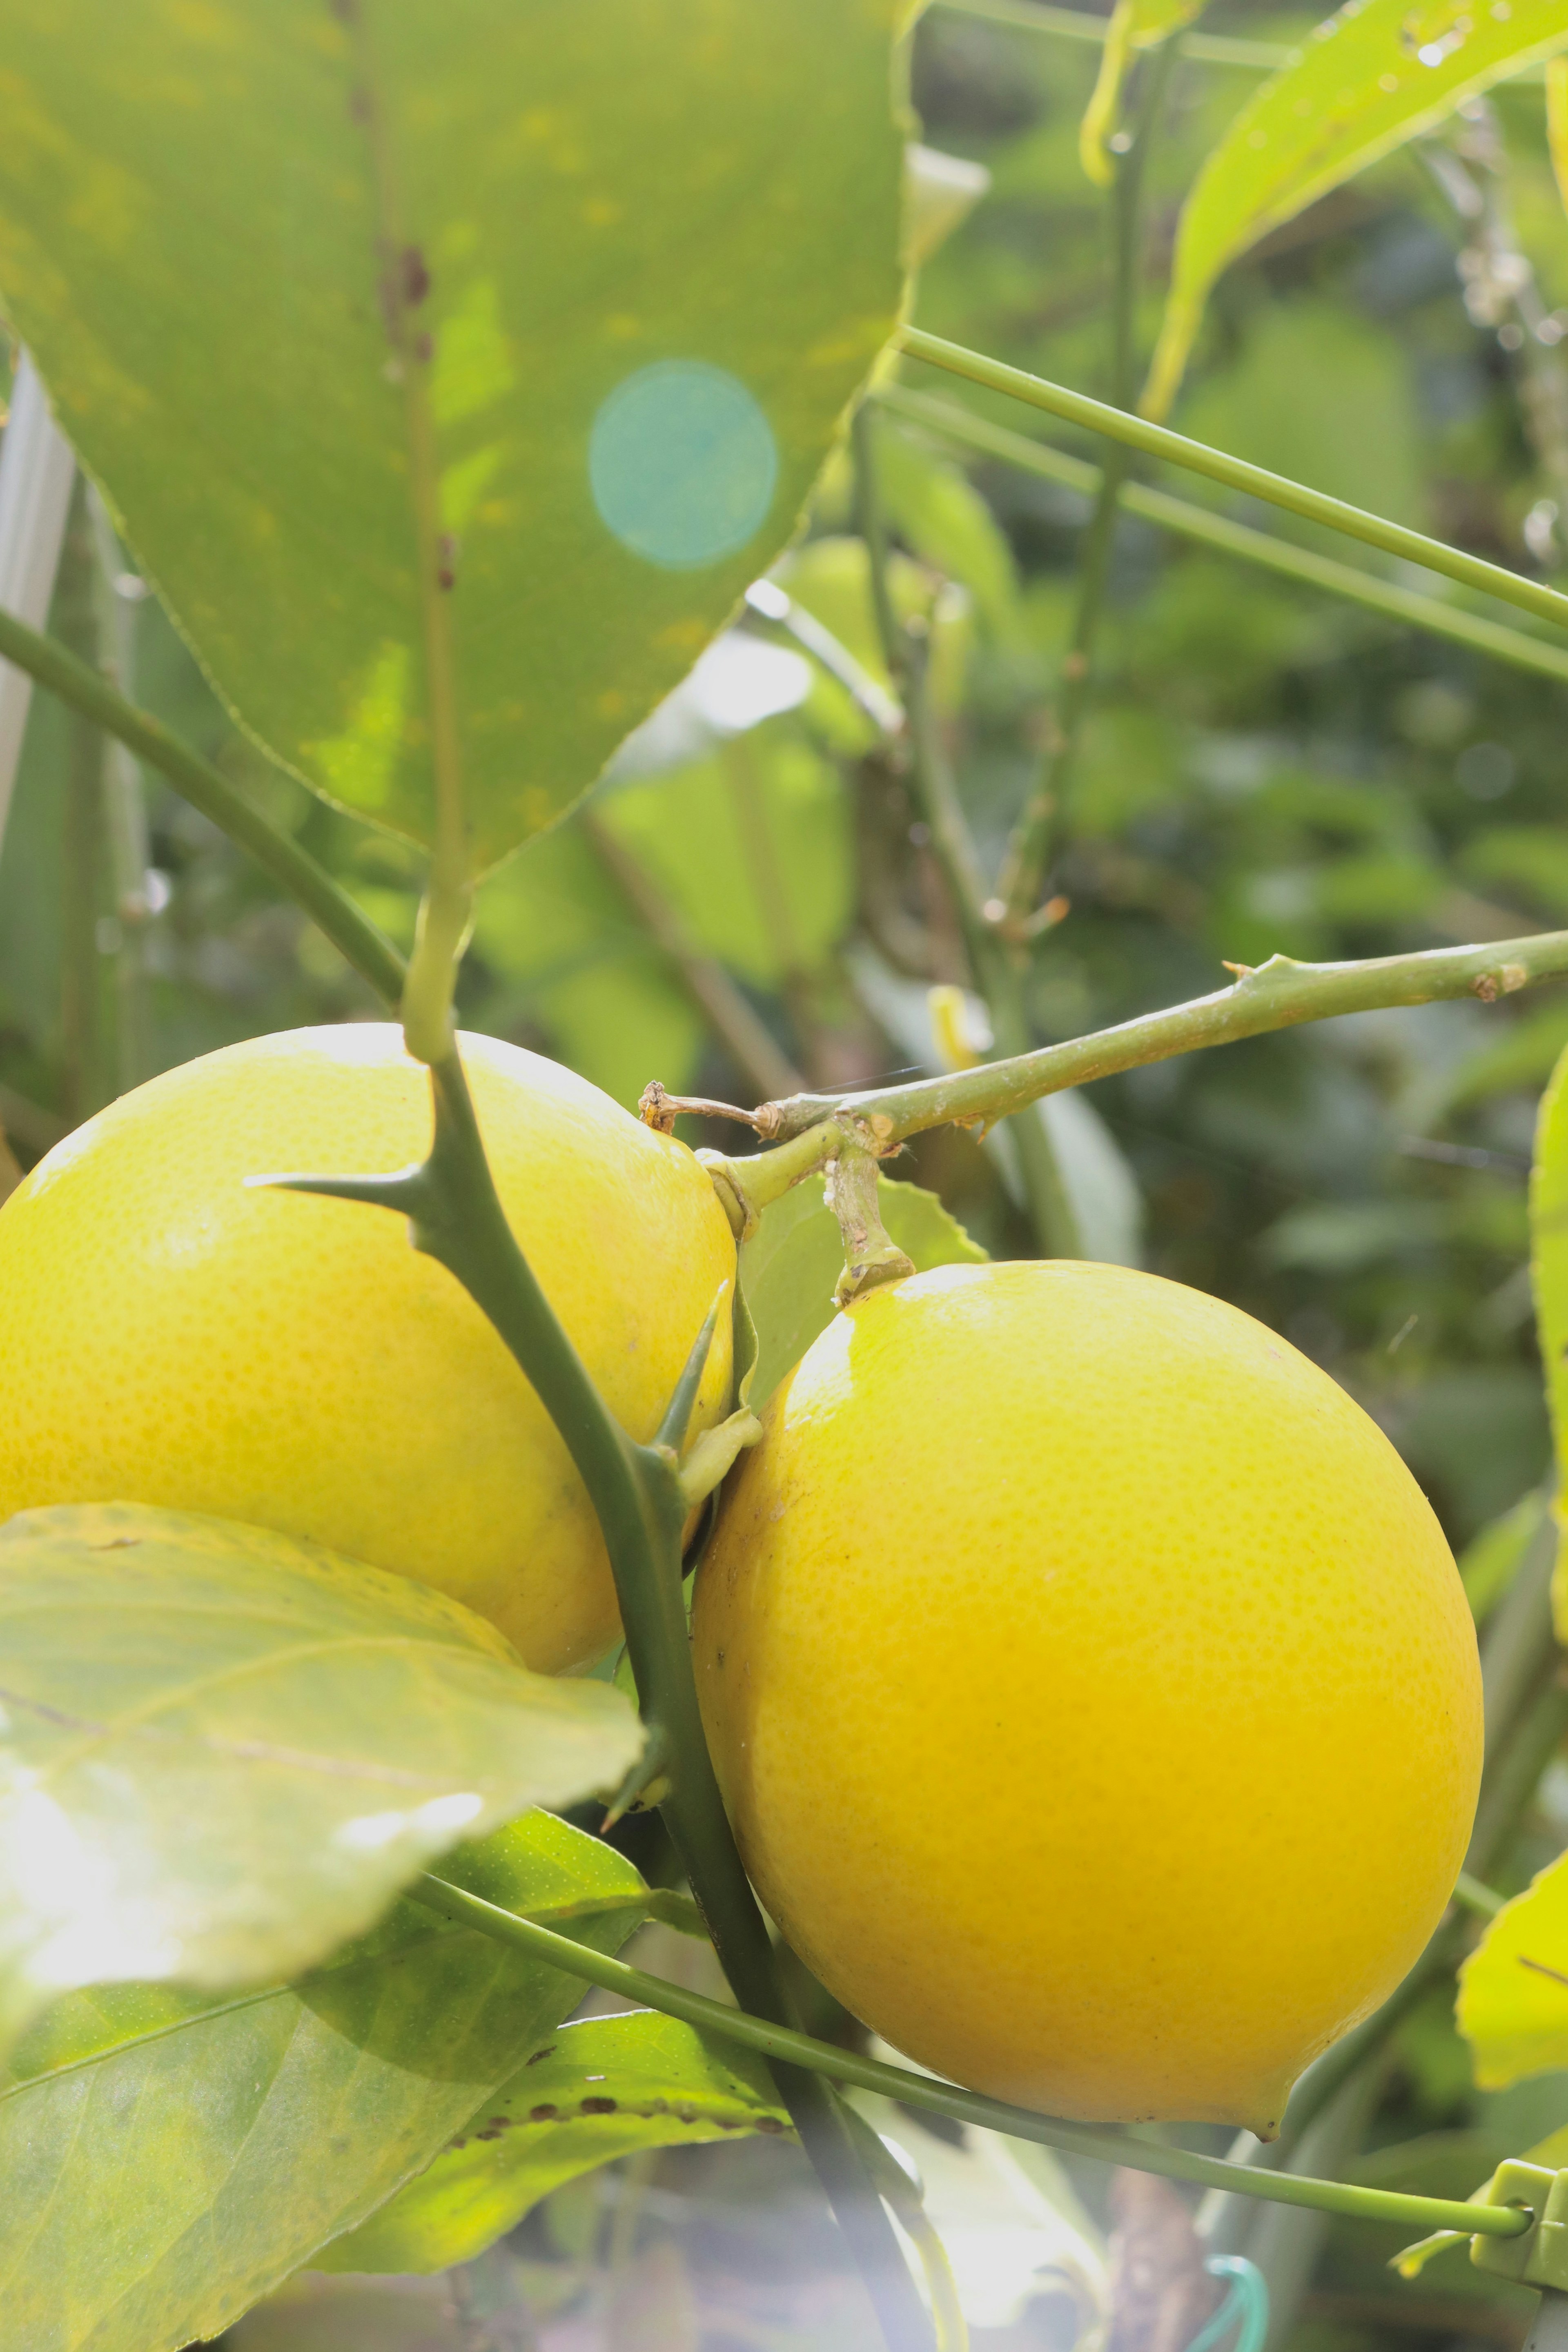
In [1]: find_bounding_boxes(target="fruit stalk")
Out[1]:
[414,1870,1535,2248]
[315,1048,936,2352]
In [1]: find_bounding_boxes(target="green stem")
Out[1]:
[898,329,1568,636]
[414,1869,1531,2247]
[287,1052,930,2352]
[852,402,1080,1254]
[877,386,1568,689]
[344,7,472,1061]
[750,937,1568,1148]
[0,602,405,1008]
[999,36,1174,919]
[930,0,1293,69]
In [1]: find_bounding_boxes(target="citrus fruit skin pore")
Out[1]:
[0,1026,735,1673]
[694,1261,1481,2132]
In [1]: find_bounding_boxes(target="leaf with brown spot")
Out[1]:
[316,2008,793,2275]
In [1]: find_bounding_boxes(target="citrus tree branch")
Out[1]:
[736,936,1568,1163]
[898,329,1568,635]
[930,0,1293,69]
[998,35,1176,918]
[878,386,1568,688]
[414,1868,1530,2247]
[852,402,1080,1253]
[292,1049,930,2352]
[0,603,407,1008]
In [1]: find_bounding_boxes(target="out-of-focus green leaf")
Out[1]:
[0,1813,646,2352]
[227,2274,458,2352]
[319,2008,792,2274]
[0,1503,641,2054]
[1080,0,1208,187]
[742,1173,987,1410]
[0,0,904,869]
[1457,1847,1568,2088]
[1458,1487,1552,1627]
[905,145,993,270]
[1178,300,1426,528]
[778,536,974,718]
[1440,1001,1568,1113]
[876,423,1022,637]
[1534,1044,1568,1638]
[1465,826,1568,921]
[602,727,854,988]
[472,823,704,1109]
[1145,0,1568,417]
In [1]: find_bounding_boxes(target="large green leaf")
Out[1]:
[0,1813,647,2352]
[1144,0,1568,418]
[0,1503,641,2053]
[1533,1045,1568,1641]
[741,1172,987,1411]
[1457,1847,1568,2089]
[0,0,905,869]
[319,2008,791,2274]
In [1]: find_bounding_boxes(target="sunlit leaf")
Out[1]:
[742,1173,987,1410]
[1550,56,1568,215]
[0,0,905,869]
[318,2008,792,2274]
[1081,0,1208,187]
[1144,0,1568,418]
[0,1503,641,2052]
[0,1813,647,2352]
[1457,1846,1568,2087]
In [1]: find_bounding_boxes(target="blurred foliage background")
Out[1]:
[5,3,1568,2346]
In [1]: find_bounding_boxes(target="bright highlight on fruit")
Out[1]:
[0,1026,735,1673]
[695,1260,1482,2133]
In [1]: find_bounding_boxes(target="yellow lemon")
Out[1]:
[0,1025,734,1673]
[694,1260,1481,2131]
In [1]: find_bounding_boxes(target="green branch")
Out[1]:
[898,329,1568,638]
[998,35,1175,918]
[0,603,406,1009]
[744,935,1568,1153]
[288,1052,931,2352]
[878,386,1568,688]
[415,1868,1530,2247]
[930,0,1293,69]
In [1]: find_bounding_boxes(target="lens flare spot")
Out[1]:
[589,360,778,570]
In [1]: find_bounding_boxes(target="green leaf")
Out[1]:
[472,820,706,1110]
[876,421,1023,638]
[599,727,854,989]
[0,0,905,870]
[1144,0,1568,418]
[741,1173,987,1411]
[1457,1847,1568,2088]
[318,2007,792,2274]
[1458,1488,1553,1627]
[0,1503,642,2053]
[0,1812,647,2352]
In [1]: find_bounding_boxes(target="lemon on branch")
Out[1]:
[694,1260,1481,2132]
[0,1026,735,1673]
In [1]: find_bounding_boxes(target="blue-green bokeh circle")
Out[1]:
[589,361,778,570]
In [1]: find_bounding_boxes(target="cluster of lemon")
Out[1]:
[0,1027,1481,2135]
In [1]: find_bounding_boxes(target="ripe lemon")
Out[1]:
[0,1026,735,1673]
[694,1260,1481,2131]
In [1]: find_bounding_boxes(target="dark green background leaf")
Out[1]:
[319,2007,791,2275]
[0,1813,646,2352]
[0,0,905,866]
[0,1504,641,2052]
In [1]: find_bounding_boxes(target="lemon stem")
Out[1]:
[279,1045,933,2352]
[412,1868,1535,2247]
